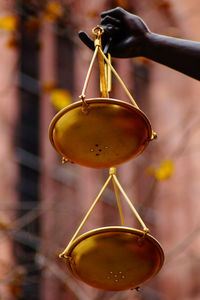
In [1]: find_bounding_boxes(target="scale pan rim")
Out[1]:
[49,97,152,142]
[64,226,164,257]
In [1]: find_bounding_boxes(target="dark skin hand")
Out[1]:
[79,7,200,80]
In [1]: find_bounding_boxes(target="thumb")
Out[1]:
[78,31,95,51]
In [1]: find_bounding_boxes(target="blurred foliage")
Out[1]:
[49,88,72,110]
[43,1,64,22]
[0,15,18,32]
[147,159,174,181]
[42,82,72,110]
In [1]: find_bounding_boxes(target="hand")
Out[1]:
[79,7,200,80]
[79,7,151,58]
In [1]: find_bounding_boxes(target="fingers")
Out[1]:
[78,7,126,51]
[78,7,127,53]
[78,31,94,51]
[100,7,126,19]
[101,15,120,35]
[101,15,120,27]
[103,37,112,54]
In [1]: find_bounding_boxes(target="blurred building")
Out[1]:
[0,0,200,300]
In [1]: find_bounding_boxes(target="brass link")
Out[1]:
[92,25,104,37]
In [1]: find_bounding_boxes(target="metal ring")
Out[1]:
[92,25,104,37]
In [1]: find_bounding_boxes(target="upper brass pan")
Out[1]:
[63,226,164,291]
[49,98,153,168]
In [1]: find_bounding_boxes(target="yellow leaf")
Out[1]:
[147,160,174,181]
[134,57,151,65]
[25,17,40,33]
[42,81,57,93]
[9,283,22,297]
[87,10,99,19]
[44,1,63,22]
[6,35,18,49]
[155,1,171,10]
[50,89,72,110]
[0,15,18,32]
[0,220,10,230]
[112,0,128,8]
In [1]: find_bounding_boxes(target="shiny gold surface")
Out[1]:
[49,98,153,168]
[63,226,164,291]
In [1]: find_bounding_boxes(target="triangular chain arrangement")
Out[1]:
[79,25,140,109]
[59,167,149,259]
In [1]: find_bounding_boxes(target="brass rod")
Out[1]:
[79,45,99,100]
[112,177,125,226]
[107,53,112,92]
[98,48,109,97]
[99,48,139,109]
[92,25,108,97]
[59,174,113,258]
[112,174,149,232]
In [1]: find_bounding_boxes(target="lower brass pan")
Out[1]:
[64,226,164,291]
[49,98,153,168]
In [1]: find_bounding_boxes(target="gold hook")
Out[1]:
[92,26,109,98]
[79,25,108,103]
[92,25,104,38]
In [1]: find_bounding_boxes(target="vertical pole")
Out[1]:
[112,177,125,226]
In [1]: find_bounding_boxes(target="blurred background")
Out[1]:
[0,0,200,299]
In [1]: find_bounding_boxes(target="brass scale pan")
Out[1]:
[49,26,164,291]
[63,226,164,291]
[49,97,154,168]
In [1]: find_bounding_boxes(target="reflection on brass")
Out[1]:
[49,98,153,168]
[62,227,164,291]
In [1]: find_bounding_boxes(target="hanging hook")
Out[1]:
[92,26,109,98]
[79,25,108,108]
[92,25,104,39]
